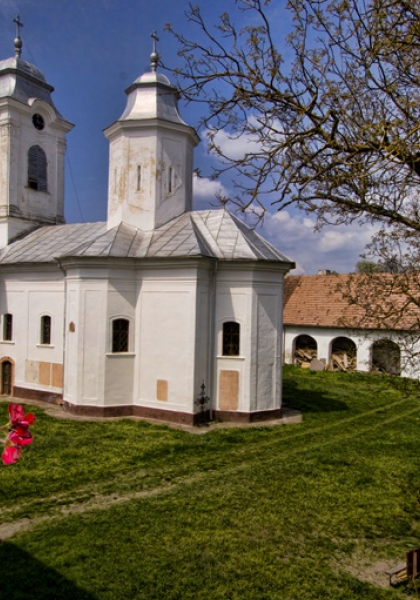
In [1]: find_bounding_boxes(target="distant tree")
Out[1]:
[355,261,383,275]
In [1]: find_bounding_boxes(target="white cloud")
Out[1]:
[192,173,228,209]
[260,209,381,275]
[208,128,262,161]
[204,115,282,162]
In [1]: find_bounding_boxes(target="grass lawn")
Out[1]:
[1,366,420,599]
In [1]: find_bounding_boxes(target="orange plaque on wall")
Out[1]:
[219,370,239,410]
[157,379,168,402]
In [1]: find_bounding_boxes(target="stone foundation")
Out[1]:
[213,408,283,423]
[13,386,63,405]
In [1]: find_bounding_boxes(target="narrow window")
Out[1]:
[112,319,129,352]
[222,322,240,356]
[3,314,12,341]
[28,145,47,191]
[137,165,142,191]
[168,166,173,193]
[41,315,51,345]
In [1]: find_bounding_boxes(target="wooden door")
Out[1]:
[2,361,12,395]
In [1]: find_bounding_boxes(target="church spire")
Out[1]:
[13,15,24,58]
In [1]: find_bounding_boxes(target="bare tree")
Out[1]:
[166,0,420,373]
[166,0,420,231]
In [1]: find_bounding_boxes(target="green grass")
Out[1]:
[1,366,420,599]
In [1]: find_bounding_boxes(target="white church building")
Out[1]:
[0,28,294,425]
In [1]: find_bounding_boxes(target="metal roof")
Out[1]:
[0,210,294,266]
[0,56,55,107]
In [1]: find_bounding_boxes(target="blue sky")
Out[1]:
[0,0,376,274]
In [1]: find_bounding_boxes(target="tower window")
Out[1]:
[137,165,142,191]
[40,315,51,345]
[222,322,240,356]
[3,314,13,342]
[168,166,173,193]
[112,319,129,353]
[28,145,47,191]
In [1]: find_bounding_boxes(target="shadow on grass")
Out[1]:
[0,541,96,600]
[283,378,349,413]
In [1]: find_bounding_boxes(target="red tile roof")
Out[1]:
[283,274,420,331]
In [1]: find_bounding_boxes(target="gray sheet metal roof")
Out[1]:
[0,210,294,265]
[0,56,56,108]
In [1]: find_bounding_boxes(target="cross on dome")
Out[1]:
[13,15,24,57]
[150,30,159,72]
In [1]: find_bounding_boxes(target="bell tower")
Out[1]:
[104,32,199,231]
[0,16,74,247]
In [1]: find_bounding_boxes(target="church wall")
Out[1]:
[154,133,194,227]
[64,274,108,405]
[194,266,212,408]
[104,277,136,406]
[107,127,194,231]
[214,265,285,421]
[251,282,284,413]
[0,268,65,398]
[214,267,252,415]
[6,105,66,225]
[0,122,11,218]
[135,265,199,414]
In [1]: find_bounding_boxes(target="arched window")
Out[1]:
[28,145,47,191]
[40,315,51,345]
[112,319,129,353]
[222,321,240,356]
[330,337,357,372]
[294,334,318,365]
[371,339,401,376]
[3,313,13,341]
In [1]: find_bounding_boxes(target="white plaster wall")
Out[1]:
[2,103,68,225]
[0,121,11,217]
[253,287,283,412]
[64,271,108,405]
[194,266,212,403]
[0,267,65,392]
[214,266,285,414]
[104,277,136,406]
[215,273,250,412]
[107,126,194,231]
[283,325,417,377]
[135,266,199,413]
[155,133,193,227]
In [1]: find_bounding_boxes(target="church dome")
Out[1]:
[134,71,171,86]
[0,54,55,107]
[0,19,55,107]
[0,56,47,83]
[114,33,191,126]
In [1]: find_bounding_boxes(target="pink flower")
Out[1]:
[8,428,33,446]
[0,404,35,465]
[8,403,35,429]
[2,443,22,465]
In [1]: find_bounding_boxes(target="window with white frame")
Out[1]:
[40,315,51,345]
[28,145,47,191]
[111,318,129,353]
[3,313,13,341]
[222,321,240,356]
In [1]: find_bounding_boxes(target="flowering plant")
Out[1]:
[0,403,35,465]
